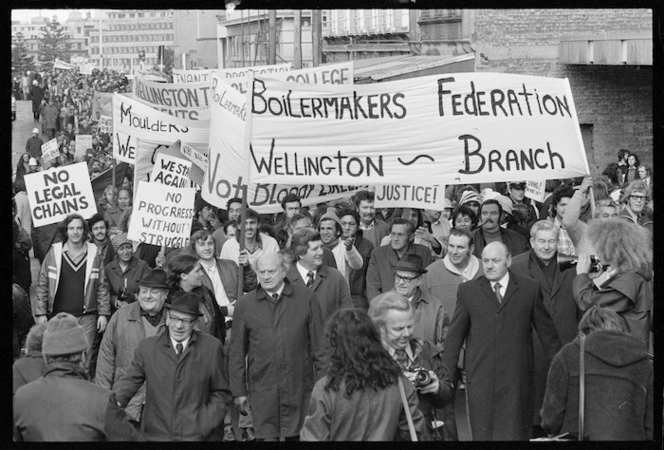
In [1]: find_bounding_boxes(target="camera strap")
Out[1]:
[398,377,418,442]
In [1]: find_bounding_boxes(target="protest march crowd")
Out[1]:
[12,65,654,442]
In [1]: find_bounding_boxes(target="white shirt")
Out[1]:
[200,260,232,311]
[264,283,285,300]
[296,262,317,285]
[170,335,191,355]
[219,234,280,268]
[491,272,510,299]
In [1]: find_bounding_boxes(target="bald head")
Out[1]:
[481,242,511,281]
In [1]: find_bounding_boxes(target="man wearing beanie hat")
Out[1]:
[104,233,151,313]
[14,313,138,441]
[114,291,231,441]
[96,268,167,427]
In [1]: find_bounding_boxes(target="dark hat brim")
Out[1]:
[164,303,204,317]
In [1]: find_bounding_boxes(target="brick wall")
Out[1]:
[472,9,653,172]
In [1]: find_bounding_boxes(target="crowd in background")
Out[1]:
[11,67,654,442]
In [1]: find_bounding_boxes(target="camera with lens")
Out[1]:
[409,367,433,389]
[569,255,603,273]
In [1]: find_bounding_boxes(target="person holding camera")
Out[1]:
[572,218,652,349]
[369,291,453,440]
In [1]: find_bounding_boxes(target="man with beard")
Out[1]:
[471,199,529,259]
[353,190,389,249]
[88,213,116,268]
[220,208,280,268]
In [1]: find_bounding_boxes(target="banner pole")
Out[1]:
[588,185,596,219]
[236,71,256,299]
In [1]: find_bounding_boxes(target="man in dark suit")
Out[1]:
[366,218,433,301]
[286,228,352,324]
[471,199,529,258]
[442,242,561,441]
[510,220,580,437]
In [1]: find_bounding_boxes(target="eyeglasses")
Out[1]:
[394,274,420,284]
[629,195,646,201]
[168,315,195,326]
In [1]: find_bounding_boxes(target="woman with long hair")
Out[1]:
[15,153,31,181]
[166,254,226,345]
[300,308,428,441]
[573,218,652,349]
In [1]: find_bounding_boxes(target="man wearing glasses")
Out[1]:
[366,218,433,301]
[114,291,231,441]
[618,180,652,235]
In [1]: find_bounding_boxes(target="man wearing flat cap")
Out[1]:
[506,181,539,230]
[114,291,231,441]
[14,313,137,441]
[96,268,169,427]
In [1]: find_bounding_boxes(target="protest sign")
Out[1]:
[150,153,193,188]
[54,58,76,70]
[525,179,546,202]
[181,141,208,172]
[134,140,203,198]
[271,62,354,85]
[75,135,93,161]
[112,93,209,165]
[374,184,448,210]
[91,92,113,122]
[245,72,589,187]
[201,76,366,214]
[41,139,60,162]
[79,62,95,75]
[127,181,195,248]
[172,69,212,84]
[98,115,113,134]
[114,132,138,163]
[133,75,212,120]
[213,63,292,94]
[25,162,97,227]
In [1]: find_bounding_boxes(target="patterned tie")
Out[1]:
[272,293,279,302]
[494,282,503,304]
[176,342,183,357]
[394,349,409,371]
[306,271,315,288]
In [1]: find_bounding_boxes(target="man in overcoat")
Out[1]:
[442,242,561,440]
[230,251,326,441]
[510,220,580,436]
[113,291,231,441]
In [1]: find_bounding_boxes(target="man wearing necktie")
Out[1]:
[114,291,231,441]
[441,242,561,441]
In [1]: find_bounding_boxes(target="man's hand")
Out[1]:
[343,237,354,251]
[415,226,435,244]
[238,249,250,266]
[35,315,47,325]
[97,315,108,333]
[234,396,249,416]
[575,254,591,275]
[579,175,593,194]
[418,371,440,395]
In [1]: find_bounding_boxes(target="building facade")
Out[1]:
[88,9,174,72]
[172,10,223,69]
[216,10,313,69]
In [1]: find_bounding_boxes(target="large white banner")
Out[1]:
[24,162,97,227]
[112,93,209,164]
[127,181,195,248]
[79,62,95,75]
[245,72,589,186]
[213,63,292,94]
[202,76,366,213]
[54,58,76,70]
[133,75,212,120]
[374,184,448,210]
[75,135,93,161]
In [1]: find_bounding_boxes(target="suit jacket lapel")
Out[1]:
[500,273,518,310]
[479,277,501,308]
[311,265,326,291]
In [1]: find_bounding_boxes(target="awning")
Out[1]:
[353,53,475,83]
[559,32,652,66]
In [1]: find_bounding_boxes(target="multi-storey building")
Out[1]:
[11,16,50,66]
[88,9,175,72]
[216,10,313,69]
[172,10,224,69]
